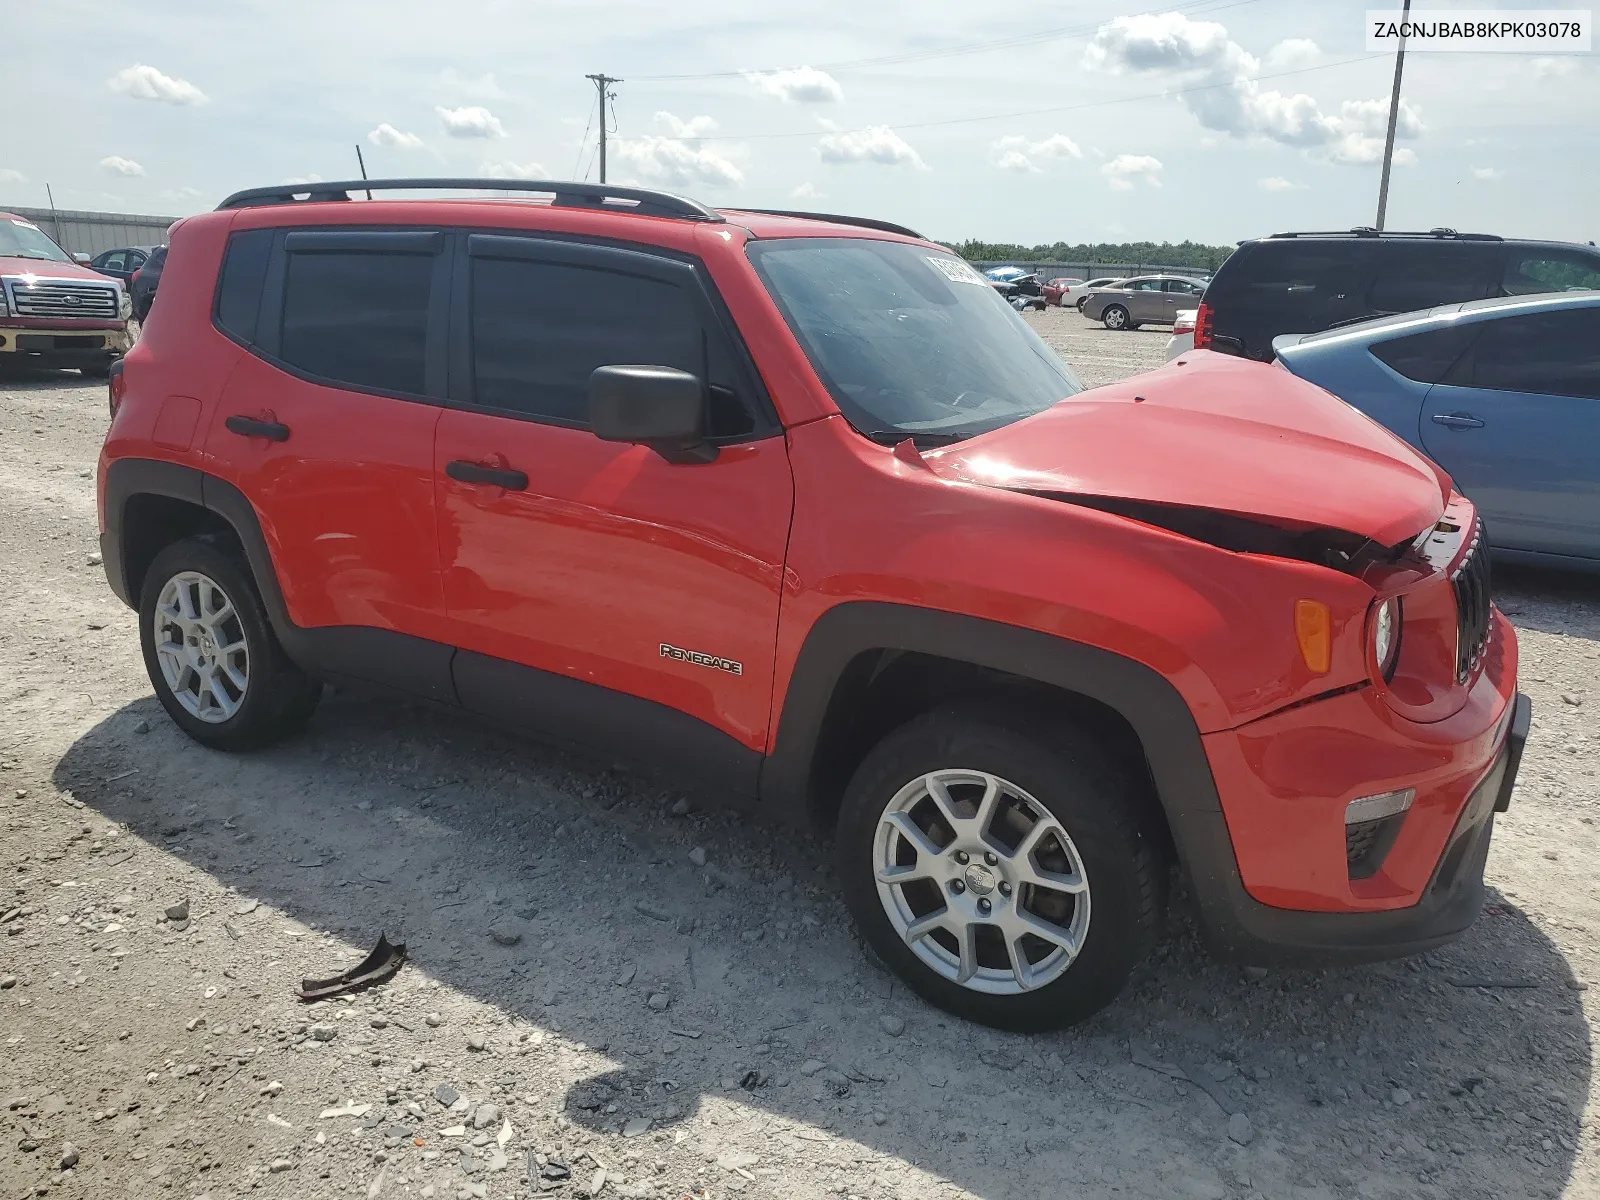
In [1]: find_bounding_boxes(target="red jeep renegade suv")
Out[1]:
[97,179,1530,1029]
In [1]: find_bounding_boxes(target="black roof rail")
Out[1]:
[215,178,724,222]
[728,208,926,240]
[1266,227,1504,242]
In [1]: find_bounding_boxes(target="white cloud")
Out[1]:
[282,173,325,186]
[993,133,1082,173]
[818,125,926,169]
[161,185,202,200]
[656,112,719,139]
[0,168,26,184]
[107,64,207,106]
[1265,38,1321,69]
[479,160,549,180]
[437,105,506,139]
[433,68,505,99]
[615,112,743,189]
[368,123,424,150]
[1084,13,1423,165]
[99,155,146,177]
[744,66,844,104]
[791,182,824,200]
[1472,166,1503,181]
[1258,176,1307,191]
[1101,154,1163,190]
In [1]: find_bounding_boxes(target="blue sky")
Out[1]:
[6,0,1596,245]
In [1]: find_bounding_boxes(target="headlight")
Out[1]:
[119,288,132,319]
[1373,597,1401,680]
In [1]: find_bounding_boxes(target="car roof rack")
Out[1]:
[729,208,926,240]
[1266,227,1503,242]
[215,178,724,222]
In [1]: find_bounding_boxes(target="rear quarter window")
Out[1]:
[1369,324,1477,384]
[214,229,274,344]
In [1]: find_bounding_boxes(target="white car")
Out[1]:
[1166,309,1197,359]
[1066,277,1125,310]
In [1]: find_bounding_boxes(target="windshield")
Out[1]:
[0,217,71,263]
[747,238,1085,443]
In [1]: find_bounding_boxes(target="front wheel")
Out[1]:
[835,706,1164,1030]
[1102,305,1129,331]
[139,538,322,750]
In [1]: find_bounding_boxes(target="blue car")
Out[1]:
[1272,292,1600,570]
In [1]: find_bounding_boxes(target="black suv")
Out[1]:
[1195,229,1600,360]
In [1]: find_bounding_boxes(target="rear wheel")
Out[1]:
[835,706,1164,1030]
[1102,305,1129,331]
[139,538,321,750]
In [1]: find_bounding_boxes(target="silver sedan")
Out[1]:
[1080,275,1207,330]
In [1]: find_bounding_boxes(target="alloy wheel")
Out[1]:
[152,571,250,723]
[873,769,1091,995]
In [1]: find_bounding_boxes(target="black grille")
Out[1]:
[1451,523,1492,683]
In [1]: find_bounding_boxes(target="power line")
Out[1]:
[571,89,597,179]
[631,0,1267,81]
[690,54,1378,142]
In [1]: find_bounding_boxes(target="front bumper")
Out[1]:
[0,322,129,366]
[1180,598,1527,965]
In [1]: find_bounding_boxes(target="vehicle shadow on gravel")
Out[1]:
[1497,565,1600,642]
[56,690,1590,1200]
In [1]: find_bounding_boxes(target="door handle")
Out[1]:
[1430,413,1485,430]
[446,459,529,490]
[224,415,290,442]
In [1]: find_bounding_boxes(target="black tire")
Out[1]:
[835,705,1164,1031]
[138,538,322,751]
[1102,305,1130,331]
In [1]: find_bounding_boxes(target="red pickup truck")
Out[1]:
[1,211,131,376]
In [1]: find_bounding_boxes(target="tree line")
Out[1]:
[949,239,1235,270]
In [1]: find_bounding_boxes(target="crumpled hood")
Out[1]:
[924,350,1450,547]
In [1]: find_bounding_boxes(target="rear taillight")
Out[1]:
[1173,313,1196,335]
[1192,300,1214,350]
[108,359,126,418]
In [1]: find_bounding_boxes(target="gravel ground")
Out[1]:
[3,321,1599,1200]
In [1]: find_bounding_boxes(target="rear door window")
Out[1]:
[277,233,440,395]
[1459,308,1600,400]
[1502,250,1600,296]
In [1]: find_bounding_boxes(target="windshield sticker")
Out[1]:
[926,256,989,286]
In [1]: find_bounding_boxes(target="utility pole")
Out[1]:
[585,73,621,183]
[1375,0,1412,231]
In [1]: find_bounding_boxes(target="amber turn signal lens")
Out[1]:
[1294,599,1331,673]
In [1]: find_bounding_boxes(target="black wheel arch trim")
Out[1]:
[759,600,1501,965]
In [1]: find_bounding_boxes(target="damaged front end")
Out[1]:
[1025,491,1414,575]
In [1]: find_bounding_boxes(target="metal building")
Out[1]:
[2,205,180,257]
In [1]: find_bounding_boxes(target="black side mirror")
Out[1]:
[588,365,717,464]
